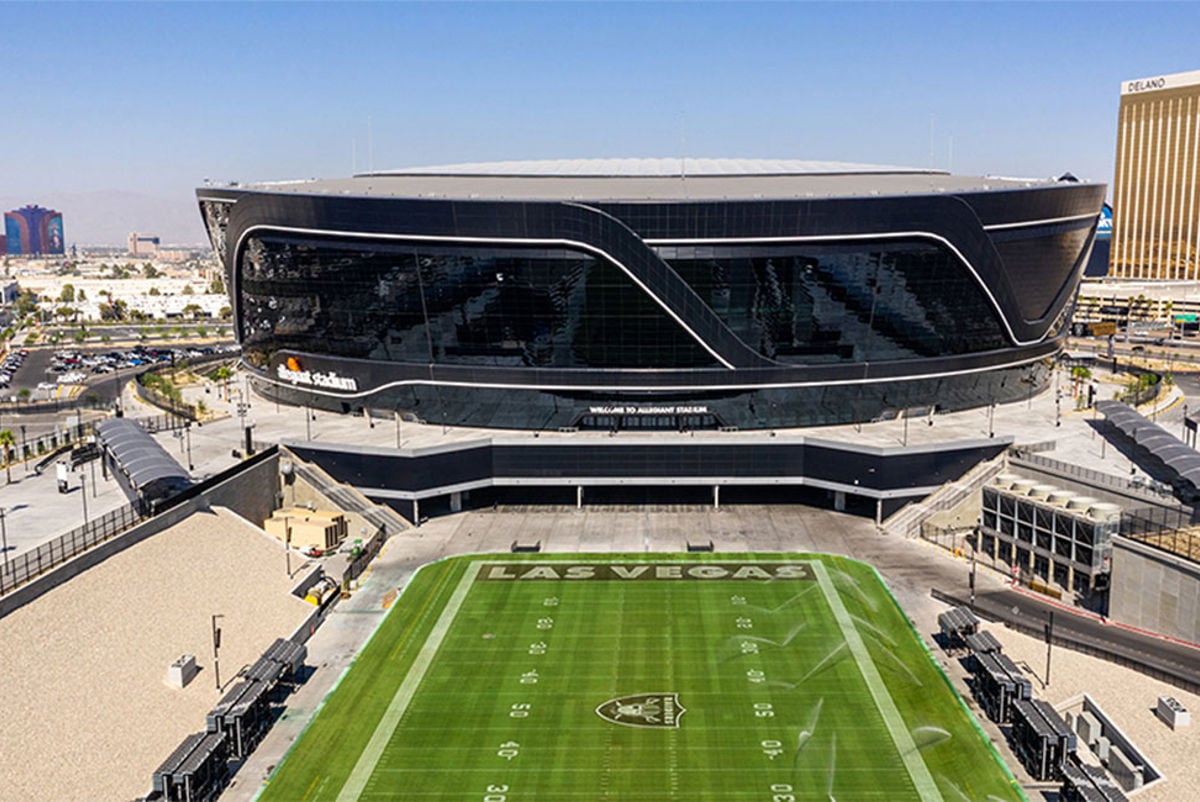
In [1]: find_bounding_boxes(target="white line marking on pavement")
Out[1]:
[335,561,483,801]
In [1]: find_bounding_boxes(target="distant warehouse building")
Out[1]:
[1110,69,1200,279]
[197,158,1104,431]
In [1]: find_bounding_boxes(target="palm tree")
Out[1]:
[0,430,16,484]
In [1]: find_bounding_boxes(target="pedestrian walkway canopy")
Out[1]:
[1096,400,1200,501]
[96,418,192,504]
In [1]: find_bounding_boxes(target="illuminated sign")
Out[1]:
[1097,204,1112,237]
[276,358,358,392]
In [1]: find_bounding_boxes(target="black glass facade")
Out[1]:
[659,242,1008,363]
[199,175,1104,431]
[240,236,717,371]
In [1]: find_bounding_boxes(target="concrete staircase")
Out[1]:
[286,451,410,535]
[881,454,1007,537]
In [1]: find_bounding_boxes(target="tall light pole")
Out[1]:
[211,614,224,691]
[284,516,292,577]
[79,470,88,523]
[0,507,8,577]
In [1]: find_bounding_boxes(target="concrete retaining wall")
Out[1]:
[1109,535,1200,644]
[0,451,280,620]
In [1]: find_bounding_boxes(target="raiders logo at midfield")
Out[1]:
[595,693,686,729]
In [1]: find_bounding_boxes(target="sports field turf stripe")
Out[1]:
[810,560,945,802]
[865,564,1028,802]
[256,559,460,802]
[336,561,483,801]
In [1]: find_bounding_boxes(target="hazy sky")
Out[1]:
[3,2,1199,241]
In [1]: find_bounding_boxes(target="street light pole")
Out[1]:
[80,470,88,523]
[1044,611,1054,687]
[211,614,224,691]
[185,423,193,471]
[0,507,8,577]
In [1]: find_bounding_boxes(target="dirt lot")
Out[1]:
[0,507,312,802]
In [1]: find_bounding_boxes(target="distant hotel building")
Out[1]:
[4,204,64,256]
[128,232,161,257]
[1110,69,1200,280]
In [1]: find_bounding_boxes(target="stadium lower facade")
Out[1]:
[197,159,1105,431]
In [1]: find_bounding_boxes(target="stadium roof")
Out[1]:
[366,158,941,177]
[222,157,1076,203]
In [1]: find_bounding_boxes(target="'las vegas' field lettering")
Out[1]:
[479,563,813,581]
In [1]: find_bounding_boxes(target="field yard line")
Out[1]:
[809,561,945,802]
[335,562,483,802]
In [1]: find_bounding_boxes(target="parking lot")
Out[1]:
[3,343,239,402]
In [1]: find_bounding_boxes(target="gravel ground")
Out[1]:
[0,508,313,802]
[992,625,1200,801]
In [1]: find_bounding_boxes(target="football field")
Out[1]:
[262,554,1025,801]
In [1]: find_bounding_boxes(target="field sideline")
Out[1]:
[259,554,1025,801]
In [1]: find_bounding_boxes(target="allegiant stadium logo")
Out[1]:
[276,357,359,392]
[596,693,685,729]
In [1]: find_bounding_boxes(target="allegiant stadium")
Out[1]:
[197,158,1104,431]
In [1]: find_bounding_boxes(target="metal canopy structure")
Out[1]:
[95,418,192,504]
[1096,400,1200,500]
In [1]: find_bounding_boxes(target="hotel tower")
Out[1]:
[1111,69,1200,279]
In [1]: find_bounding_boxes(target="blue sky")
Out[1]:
[2,2,1199,241]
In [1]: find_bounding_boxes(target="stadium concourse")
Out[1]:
[121,358,1184,519]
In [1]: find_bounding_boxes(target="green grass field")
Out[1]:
[262,554,1024,801]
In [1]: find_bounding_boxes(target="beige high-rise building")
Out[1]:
[1110,69,1200,279]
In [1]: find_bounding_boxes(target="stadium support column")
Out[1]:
[713,485,720,509]
[834,491,846,512]
[576,486,583,509]
[875,499,882,526]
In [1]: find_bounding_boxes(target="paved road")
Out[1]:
[936,584,1200,692]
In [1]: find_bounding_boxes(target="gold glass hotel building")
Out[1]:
[1111,69,1200,279]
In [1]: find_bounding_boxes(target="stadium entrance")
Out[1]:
[574,406,722,431]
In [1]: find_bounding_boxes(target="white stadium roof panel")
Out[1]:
[368,157,943,178]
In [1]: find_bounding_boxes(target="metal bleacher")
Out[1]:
[974,650,1033,724]
[1061,756,1131,802]
[1012,697,1076,781]
[151,730,228,802]
[936,605,979,650]
[149,637,308,800]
